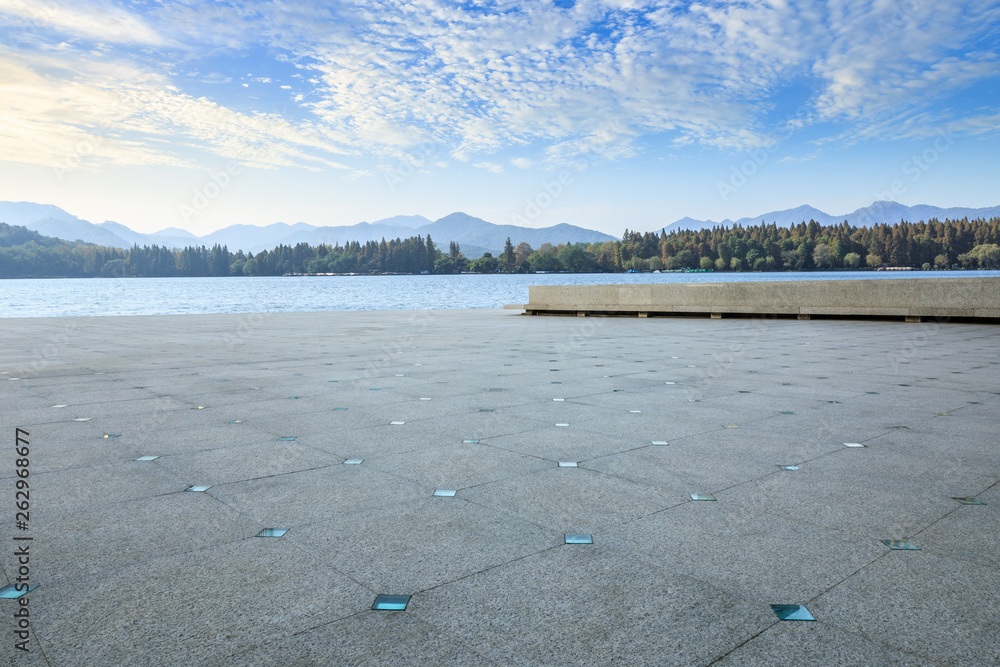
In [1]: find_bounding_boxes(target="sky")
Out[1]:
[0,0,998,238]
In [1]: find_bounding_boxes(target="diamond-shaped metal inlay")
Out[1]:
[952,497,986,505]
[372,594,410,611]
[771,604,815,621]
[0,584,38,599]
[881,540,920,550]
[256,528,288,538]
[690,493,716,501]
[565,534,593,544]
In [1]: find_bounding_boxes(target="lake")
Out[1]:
[1,271,997,318]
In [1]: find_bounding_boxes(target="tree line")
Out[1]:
[1,217,998,279]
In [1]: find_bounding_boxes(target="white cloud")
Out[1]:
[0,49,355,173]
[0,0,163,45]
[473,162,503,174]
[510,157,535,169]
[778,154,819,164]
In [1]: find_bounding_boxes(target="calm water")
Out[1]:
[1,271,996,318]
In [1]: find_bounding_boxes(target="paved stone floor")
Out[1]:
[0,309,997,666]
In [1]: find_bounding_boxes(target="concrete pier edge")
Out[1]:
[507,276,1000,322]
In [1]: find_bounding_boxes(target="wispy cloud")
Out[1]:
[0,0,164,45]
[473,161,503,174]
[2,0,998,176]
[0,49,356,172]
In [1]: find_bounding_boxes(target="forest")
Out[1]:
[1,216,999,278]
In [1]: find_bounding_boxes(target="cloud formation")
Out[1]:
[0,0,997,175]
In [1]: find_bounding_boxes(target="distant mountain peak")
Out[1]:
[369,214,432,229]
[154,226,198,238]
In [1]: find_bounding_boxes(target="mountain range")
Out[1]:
[659,201,1000,233]
[0,202,614,257]
[2,200,998,256]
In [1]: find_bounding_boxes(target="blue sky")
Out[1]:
[0,0,998,237]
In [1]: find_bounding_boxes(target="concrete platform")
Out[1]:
[515,276,1000,321]
[1,309,998,665]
